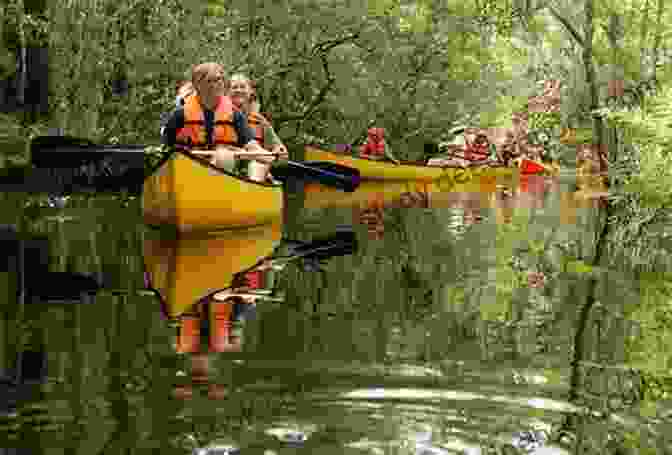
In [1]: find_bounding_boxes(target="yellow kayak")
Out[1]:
[304,145,519,182]
[304,166,518,210]
[143,221,282,319]
[142,150,283,232]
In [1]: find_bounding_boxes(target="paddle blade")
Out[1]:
[520,159,546,175]
[270,161,360,192]
[31,136,145,168]
[287,230,357,260]
[27,272,100,304]
[26,136,147,193]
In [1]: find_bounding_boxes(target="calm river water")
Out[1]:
[0,178,667,455]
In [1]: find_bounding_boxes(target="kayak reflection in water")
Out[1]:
[172,265,278,401]
[353,197,385,240]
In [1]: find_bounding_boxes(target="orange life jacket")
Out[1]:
[175,95,238,149]
[209,303,233,353]
[246,111,268,146]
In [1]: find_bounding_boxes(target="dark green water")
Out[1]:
[0,187,667,455]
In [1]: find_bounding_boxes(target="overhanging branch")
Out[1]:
[548,6,585,47]
[302,53,335,120]
[311,32,361,56]
[274,34,356,125]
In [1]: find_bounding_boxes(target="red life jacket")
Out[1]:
[464,135,490,161]
[243,270,264,289]
[362,141,385,156]
[361,128,386,157]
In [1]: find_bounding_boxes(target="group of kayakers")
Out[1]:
[160,61,540,179]
[161,62,289,183]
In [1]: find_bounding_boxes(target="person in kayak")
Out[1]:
[358,127,400,164]
[160,80,195,136]
[161,62,272,171]
[175,80,195,108]
[426,127,499,167]
[226,73,288,182]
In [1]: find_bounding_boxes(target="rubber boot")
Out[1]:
[190,354,210,384]
[209,303,233,353]
[208,383,228,400]
[176,316,201,354]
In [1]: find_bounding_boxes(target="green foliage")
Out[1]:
[0,44,15,78]
[143,145,171,173]
[624,272,672,409]
[565,259,594,276]
[598,84,672,207]
[528,111,561,131]
[486,210,534,320]
[22,13,48,47]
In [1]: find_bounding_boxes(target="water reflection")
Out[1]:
[143,222,358,408]
[0,160,656,455]
[143,222,283,319]
[306,170,606,237]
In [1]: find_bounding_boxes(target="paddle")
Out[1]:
[205,231,357,303]
[226,229,357,280]
[269,229,357,271]
[31,136,361,192]
[31,136,146,168]
[192,148,360,192]
[212,289,284,303]
[270,160,360,192]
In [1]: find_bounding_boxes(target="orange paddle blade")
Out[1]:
[521,159,546,175]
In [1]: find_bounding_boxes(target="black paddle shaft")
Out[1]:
[31,136,146,168]
[31,136,362,192]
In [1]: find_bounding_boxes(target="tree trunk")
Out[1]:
[582,0,602,148]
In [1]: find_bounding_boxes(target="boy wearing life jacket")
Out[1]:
[359,127,400,164]
[161,62,271,170]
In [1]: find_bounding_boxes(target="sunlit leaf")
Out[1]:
[566,260,593,275]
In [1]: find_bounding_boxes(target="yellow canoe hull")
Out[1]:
[305,145,522,182]
[304,166,518,210]
[143,222,282,319]
[142,151,283,232]
[305,146,445,181]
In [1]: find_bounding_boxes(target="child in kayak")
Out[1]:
[225,73,288,182]
[358,127,400,164]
